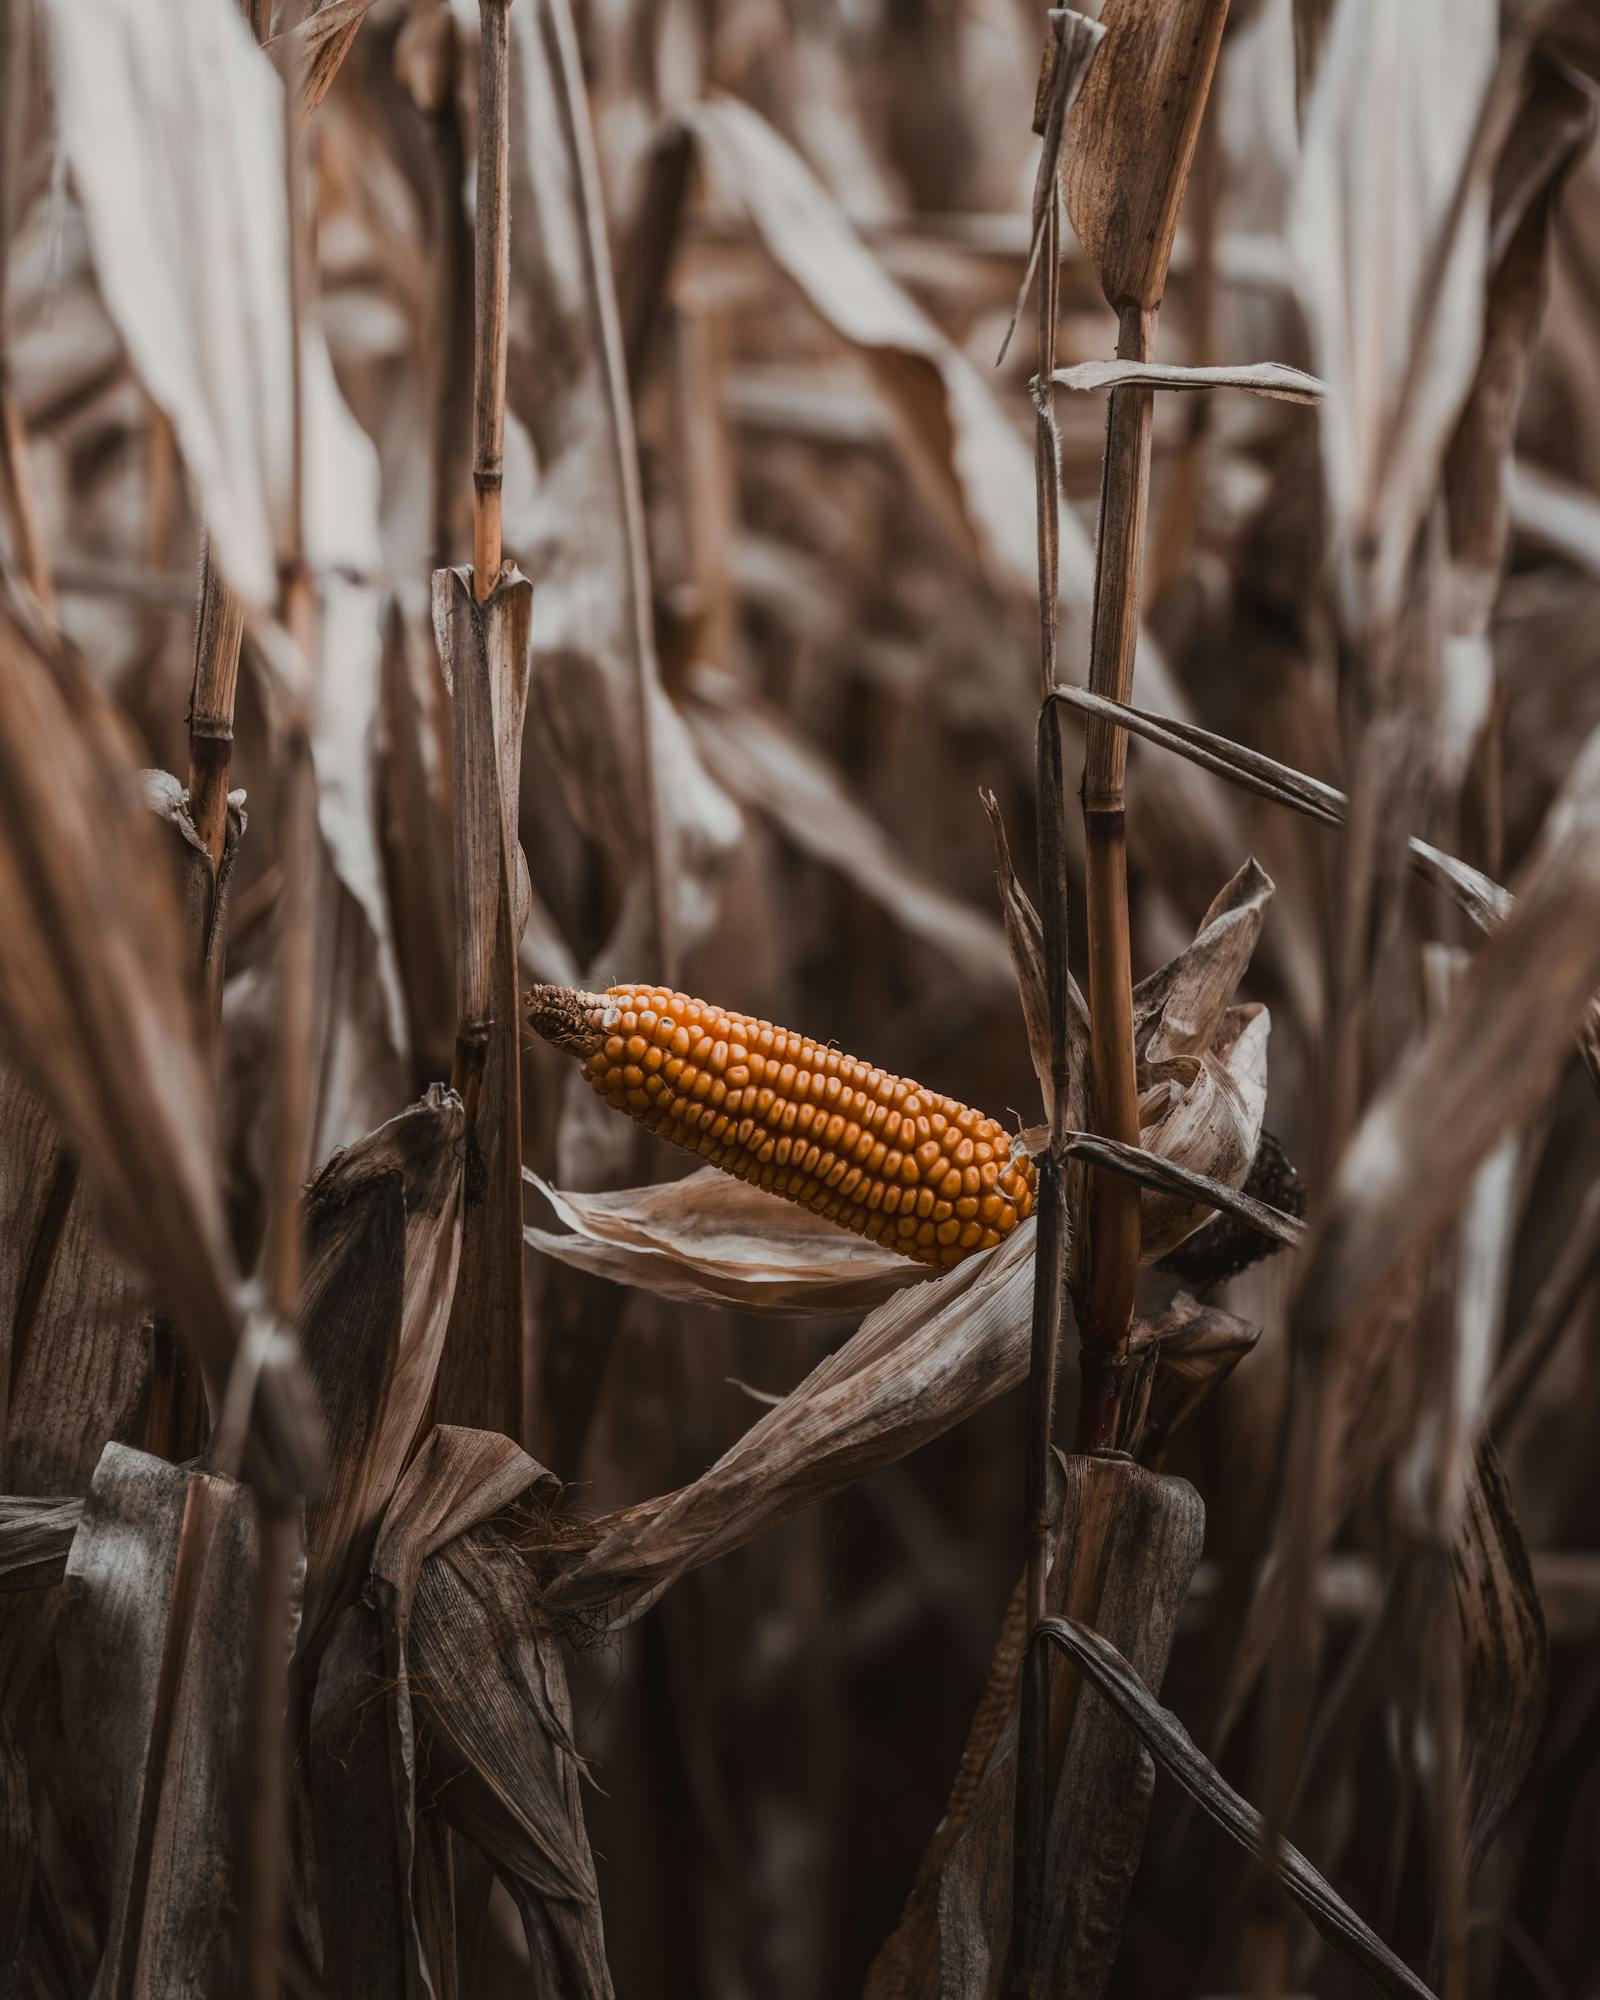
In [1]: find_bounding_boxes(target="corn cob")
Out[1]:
[526,984,1035,1268]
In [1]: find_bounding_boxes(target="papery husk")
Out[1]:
[525,1165,923,1317]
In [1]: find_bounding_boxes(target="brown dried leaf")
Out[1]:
[524,1165,922,1316]
[1452,1440,1547,1872]
[412,1524,613,1992]
[1061,0,1231,315]
[364,1426,580,1995]
[938,1460,1205,1999]
[54,1446,260,1995]
[0,607,314,1498]
[1133,857,1274,1064]
[1050,358,1326,403]
[267,0,376,114]
[684,665,1014,993]
[297,1087,465,1657]
[0,1496,80,1593]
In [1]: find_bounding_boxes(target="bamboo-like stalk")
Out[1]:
[239,37,318,1996]
[471,0,512,606]
[1010,185,1069,1994]
[1078,302,1155,1410]
[432,0,529,1443]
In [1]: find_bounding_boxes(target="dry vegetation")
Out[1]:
[2,0,1600,1995]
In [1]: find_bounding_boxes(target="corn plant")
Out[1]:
[1,0,1599,1996]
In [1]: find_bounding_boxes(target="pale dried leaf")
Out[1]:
[1050,359,1326,403]
[1133,858,1274,1064]
[41,0,292,606]
[524,1164,923,1316]
[1289,0,1500,617]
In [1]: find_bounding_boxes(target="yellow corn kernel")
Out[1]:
[526,984,1035,1270]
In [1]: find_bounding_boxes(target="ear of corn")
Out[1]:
[526,985,1035,1268]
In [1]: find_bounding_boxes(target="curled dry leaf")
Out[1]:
[524,1165,923,1316]
[1061,0,1232,319]
[1049,358,1327,403]
[542,1221,1038,1628]
[319,1424,603,1993]
[411,1522,613,1993]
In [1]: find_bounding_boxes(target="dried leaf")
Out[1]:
[1289,0,1501,618]
[298,1087,465,1656]
[1050,359,1326,403]
[55,1445,263,1996]
[1133,858,1274,1064]
[412,1524,613,1992]
[40,0,292,607]
[365,1426,573,1995]
[524,1165,923,1316]
[0,1496,80,1593]
[267,0,376,114]
[1062,0,1232,315]
[1050,681,1514,937]
[1031,1615,1438,1999]
[1452,1440,1547,1872]
[1057,1130,1306,1251]
[684,665,1014,993]
[507,0,737,978]
[543,1223,1038,1627]
[0,606,315,1498]
[938,1460,1205,1999]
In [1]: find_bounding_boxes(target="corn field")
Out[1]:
[2,0,1600,1993]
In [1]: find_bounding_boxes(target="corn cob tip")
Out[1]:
[525,983,609,1059]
